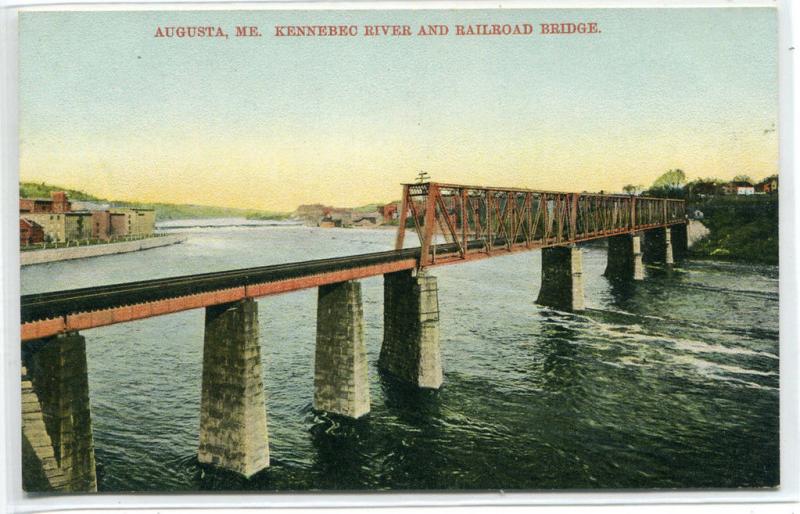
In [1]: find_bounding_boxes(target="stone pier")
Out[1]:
[379,269,443,389]
[604,233,645,281]
[537,245,585,311]
[21,333,97,492]
[314,281,371,418]
[643,227,674,265]
[198,299,269,478]
[670,222,689,260]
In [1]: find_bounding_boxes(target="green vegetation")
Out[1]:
[351,203,386,213]
[690,195,778,265]
[244,212,290,221]
[641,169,687,198]
[20,182,289,221]
[626,171,778,265]
[20,182,101,201]
[651,168,686,189]
[131,202,287,221]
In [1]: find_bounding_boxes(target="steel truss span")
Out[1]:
[395,182,686,266]
[21,182,686,341]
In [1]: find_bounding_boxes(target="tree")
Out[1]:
[733,174,753,184]
[686,178,724,199]
[651,169,686,189]
[622,184,644,195]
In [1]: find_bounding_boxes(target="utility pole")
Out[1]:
[415,170,431,184]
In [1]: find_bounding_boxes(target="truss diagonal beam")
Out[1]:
[396,182,686,267]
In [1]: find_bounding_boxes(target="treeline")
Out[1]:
[622,169,778,200]
[623,170,778,265]
[689,195,778,265]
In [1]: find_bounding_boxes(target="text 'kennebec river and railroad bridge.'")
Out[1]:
[153,22,601,39]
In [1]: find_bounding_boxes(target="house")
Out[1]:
[380,202,400,223]
[755,176,778,194]
[19,218,44,246]
[19,191,72,214]
[723,181,754,196]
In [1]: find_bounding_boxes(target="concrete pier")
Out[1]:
[604,233,645,281]
[21,333,97,492]
[537,245,585,311]
[198,299,269,478]
[314,281,371,418]
[380,269,443,389]
[670,222,689,260]
[644,227,674,265]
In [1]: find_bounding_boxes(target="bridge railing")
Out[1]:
[395,182,686,265]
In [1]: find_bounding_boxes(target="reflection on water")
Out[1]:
[21,223,779,491]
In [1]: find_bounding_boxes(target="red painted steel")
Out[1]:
[396,182,686,263]
[21,182,686,342]
[61,287,248,334]
[244,258,416,298]
[21,260,417,341]
[21,317,66,341]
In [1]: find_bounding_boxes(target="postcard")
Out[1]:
[15,4,782,497]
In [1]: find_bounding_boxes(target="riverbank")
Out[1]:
[688,195,778,264]
[157,218,302,230]
[21,234,187,266]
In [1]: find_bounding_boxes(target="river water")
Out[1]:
[20,222,780,492]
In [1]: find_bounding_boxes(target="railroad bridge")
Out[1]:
[20,182,688,491]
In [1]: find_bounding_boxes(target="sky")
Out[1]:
[19,8,778,212]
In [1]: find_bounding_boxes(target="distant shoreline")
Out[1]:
[157,219,303,230]
[156,217,398,231]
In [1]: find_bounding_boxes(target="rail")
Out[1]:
[21,182,686,340]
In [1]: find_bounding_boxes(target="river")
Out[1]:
[20,222,780,491]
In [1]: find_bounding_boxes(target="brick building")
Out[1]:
[380,203,400,223]
[755,176,778,194]
[19,219,44,246]
[19,191,155,243]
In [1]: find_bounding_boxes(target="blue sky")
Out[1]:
[19,8,778,210]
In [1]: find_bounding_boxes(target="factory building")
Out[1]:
[19,191,155,245]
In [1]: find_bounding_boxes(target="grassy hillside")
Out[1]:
[689,195,778,265]
[20,182,289,221]
[20,182,101,202]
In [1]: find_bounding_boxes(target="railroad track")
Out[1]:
[20,246,437,323]
[20,225,673,325]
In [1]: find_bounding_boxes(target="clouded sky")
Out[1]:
[19,7,778,211]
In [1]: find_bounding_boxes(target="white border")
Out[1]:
[9,0,784,9]
[1,0,797,512]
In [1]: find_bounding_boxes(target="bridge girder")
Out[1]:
[395,182,686,266]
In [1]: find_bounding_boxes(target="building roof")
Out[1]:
[109,207,155,212]
[20,197,56,203]
[20,218,43,228]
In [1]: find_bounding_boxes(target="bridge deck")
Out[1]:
[21,220,684,342]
